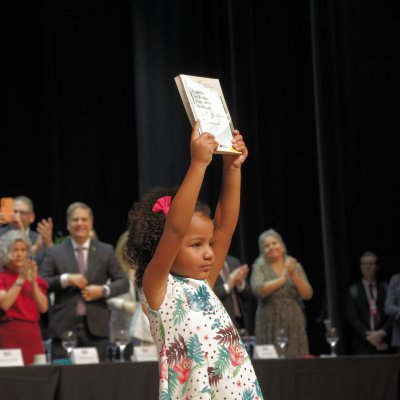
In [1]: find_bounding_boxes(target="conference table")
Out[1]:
[0,354,399,400]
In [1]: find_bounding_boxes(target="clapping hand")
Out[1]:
[31,218,54,255]
[235,264,249,286]
[285,256,297,277]
[19,259,38,283]
[36,217,54,248]
[228,264,249,291]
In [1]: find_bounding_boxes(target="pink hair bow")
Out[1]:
[152,196,172,216]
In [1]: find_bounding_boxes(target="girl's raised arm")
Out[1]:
[208,130,248,288]
[142,122,218,309]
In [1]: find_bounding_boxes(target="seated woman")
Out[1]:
[0,230,48,365]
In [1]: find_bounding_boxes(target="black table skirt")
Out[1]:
[1,355,399,400]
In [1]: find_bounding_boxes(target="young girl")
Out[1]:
[0,230,49,365]
[126,121,263,399]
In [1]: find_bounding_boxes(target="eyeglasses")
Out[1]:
[14,210,32,216]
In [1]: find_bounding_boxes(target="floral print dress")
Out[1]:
[143,274,264,400]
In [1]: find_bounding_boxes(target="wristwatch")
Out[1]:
[102,285,109,298]
[14,280,24,287]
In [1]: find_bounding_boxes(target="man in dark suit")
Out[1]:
[213,254,256,335]
[345,251,392,354]
[40,202,129,361]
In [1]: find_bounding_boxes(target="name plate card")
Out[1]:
[252,345,278,359]
[71,347,99,364]
[0,349,24,367]
[131,345,158,362]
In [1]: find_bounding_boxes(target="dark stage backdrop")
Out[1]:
[3,1,399,355]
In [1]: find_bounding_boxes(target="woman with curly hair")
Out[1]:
[126,121,263,399]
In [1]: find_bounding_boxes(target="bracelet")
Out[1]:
[14,280,24,287]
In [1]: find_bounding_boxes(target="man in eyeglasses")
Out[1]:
[345,251,392,354]
[0,195,54,262]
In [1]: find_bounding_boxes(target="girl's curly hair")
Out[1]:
[126,186,211,288]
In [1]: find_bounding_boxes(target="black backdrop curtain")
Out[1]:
[3,0,399,355]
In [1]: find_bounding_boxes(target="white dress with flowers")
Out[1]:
[143,274,264,400]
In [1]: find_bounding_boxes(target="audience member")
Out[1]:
[0,230,48,365]
[0,195,55,342]
[385,271,400,353]
[250,228,313,358]
[39,201,129,361]
[213,254,255,335]
[129,294,154,346]
[107,234,153,349]
[345,251,392,354]
[107,230,138,358]
[0,195,54,264]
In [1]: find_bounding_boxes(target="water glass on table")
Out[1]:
[276,327,288,358]
[324,320,339,357]
[61,330,77,359]
[115,329,130,362]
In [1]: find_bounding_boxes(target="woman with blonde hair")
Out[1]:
[250,228,313,357]
[107,230,153,356]
[107,231,138,345]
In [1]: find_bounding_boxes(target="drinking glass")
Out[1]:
[324,321,339,357]
[275,327,288,358]
[115,329,130,362]
[42,338,52,364]
[239,329,256,359]
[61,330,77,359]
